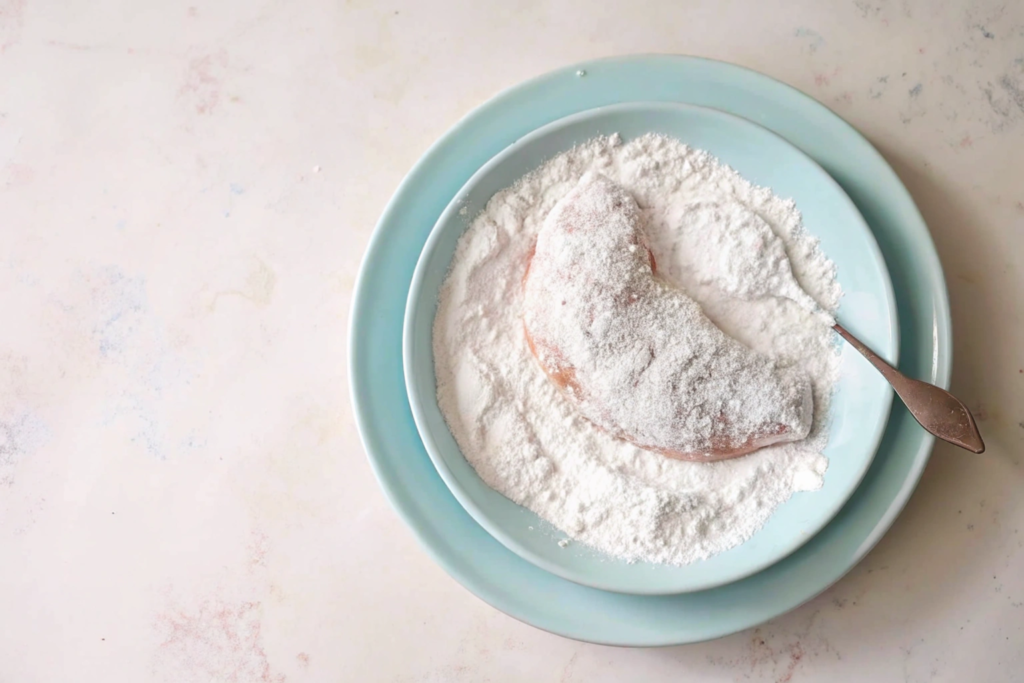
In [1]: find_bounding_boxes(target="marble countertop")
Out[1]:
[3,0,1022,680]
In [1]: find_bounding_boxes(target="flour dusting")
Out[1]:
[433,134,842,566]
[523,172,813,459]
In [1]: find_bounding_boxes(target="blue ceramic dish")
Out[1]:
[350,55,949,644]
[404,102,897,595]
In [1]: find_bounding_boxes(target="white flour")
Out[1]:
[433,134,842,565]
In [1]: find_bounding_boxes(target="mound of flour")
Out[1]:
[432,134,842,566]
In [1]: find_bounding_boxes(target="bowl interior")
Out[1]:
[404,102,897,595]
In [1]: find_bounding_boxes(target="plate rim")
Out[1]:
[349,53,950,645]
[402,99,899,595]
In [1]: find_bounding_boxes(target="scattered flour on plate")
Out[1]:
[432,134,842,566]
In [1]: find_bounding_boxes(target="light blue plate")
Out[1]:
[350,55,949,644]
[404,102,897,595]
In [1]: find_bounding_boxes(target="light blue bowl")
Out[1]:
[404,102,897,595]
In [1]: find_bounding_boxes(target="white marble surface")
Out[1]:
[2,0,1023,680]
